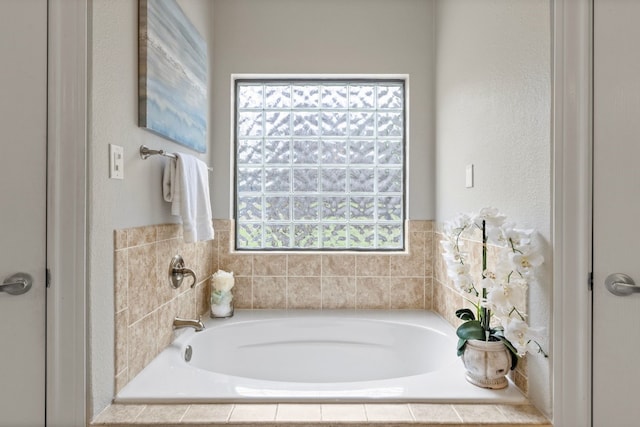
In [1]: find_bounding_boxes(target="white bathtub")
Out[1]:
[115,310,526,403]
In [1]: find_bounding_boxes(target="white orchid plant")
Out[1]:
[441,207,548,369]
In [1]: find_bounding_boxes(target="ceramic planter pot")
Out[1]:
[460,339,511,389]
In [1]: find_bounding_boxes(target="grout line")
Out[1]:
[319,261,324,310]
[274,403,281,420]
[495,404,511,422]
[449,404,464,423]
[228,404,237,421]
[178,404,189,422]
[406,403,417,422]
[285,275,289,309]
[250,276,254,309]
[451,405,464,423]
[226,404,234,422]
[132,405,148,421]
[177,405,190,423]
[285,254,289,277]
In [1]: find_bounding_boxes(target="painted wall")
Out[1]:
[88,0,214,416]
[210,0,436,220]
[434,0,552,417]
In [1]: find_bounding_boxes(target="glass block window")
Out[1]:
[235,79,405,251]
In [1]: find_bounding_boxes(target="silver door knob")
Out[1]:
[605,273,640,296]
[1,273,33,295]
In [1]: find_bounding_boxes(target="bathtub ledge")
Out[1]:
[91,402,551,426]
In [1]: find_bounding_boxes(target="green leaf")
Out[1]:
[509,351,519,370]
[491,328,504,339]
[457,338,467,356]
[456,320,485,340]
[455,308,476,321]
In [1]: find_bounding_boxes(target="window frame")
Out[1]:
[232,76,408,253]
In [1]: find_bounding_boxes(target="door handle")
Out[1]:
[605,273,640,296]
[1,273,33,295]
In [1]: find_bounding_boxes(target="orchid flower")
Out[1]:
[509,248,544,272]
[441,207,548,366]
[503,317,545,357]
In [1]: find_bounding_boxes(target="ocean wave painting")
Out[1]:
[139,0,207,153]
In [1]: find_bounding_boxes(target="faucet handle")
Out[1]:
[168,255,197,289]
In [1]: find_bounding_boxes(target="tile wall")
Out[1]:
[113,224,218,394]
[222,220,433,310]
[113,219,526,397]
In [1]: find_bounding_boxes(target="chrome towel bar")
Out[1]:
[139,144,213,171]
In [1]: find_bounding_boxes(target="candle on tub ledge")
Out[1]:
[210,270,234,318]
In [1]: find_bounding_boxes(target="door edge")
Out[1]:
[46,0,88,425]
[552,0,593,426]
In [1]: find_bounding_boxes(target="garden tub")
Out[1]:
[115,310,526,403]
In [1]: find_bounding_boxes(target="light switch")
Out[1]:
[109,144,124,180]
[465,164,474,188]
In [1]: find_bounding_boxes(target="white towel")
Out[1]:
[163,153,214,243]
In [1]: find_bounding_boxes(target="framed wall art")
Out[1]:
[138,0,207,153]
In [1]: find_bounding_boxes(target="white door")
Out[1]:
[593,1,640,426]
[0,1,47,426]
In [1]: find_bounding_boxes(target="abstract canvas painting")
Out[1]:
[139,0,207,153]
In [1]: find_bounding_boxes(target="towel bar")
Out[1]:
[139,145,213,171]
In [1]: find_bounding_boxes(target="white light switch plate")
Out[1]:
[109,144,124,180]
[465,164,474,188]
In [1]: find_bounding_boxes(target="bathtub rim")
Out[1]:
[115,309,528,405]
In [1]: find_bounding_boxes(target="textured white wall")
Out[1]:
[88,0,213,417]
[210,0,436,220]
[434,0,552,417]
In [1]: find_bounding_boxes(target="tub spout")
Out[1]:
[173,316,205,332]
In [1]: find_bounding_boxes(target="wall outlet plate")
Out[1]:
[109,144,124,180]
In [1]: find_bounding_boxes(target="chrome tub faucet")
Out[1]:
[173,316,205,332]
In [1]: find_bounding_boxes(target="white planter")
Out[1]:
[460,339,511,389]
